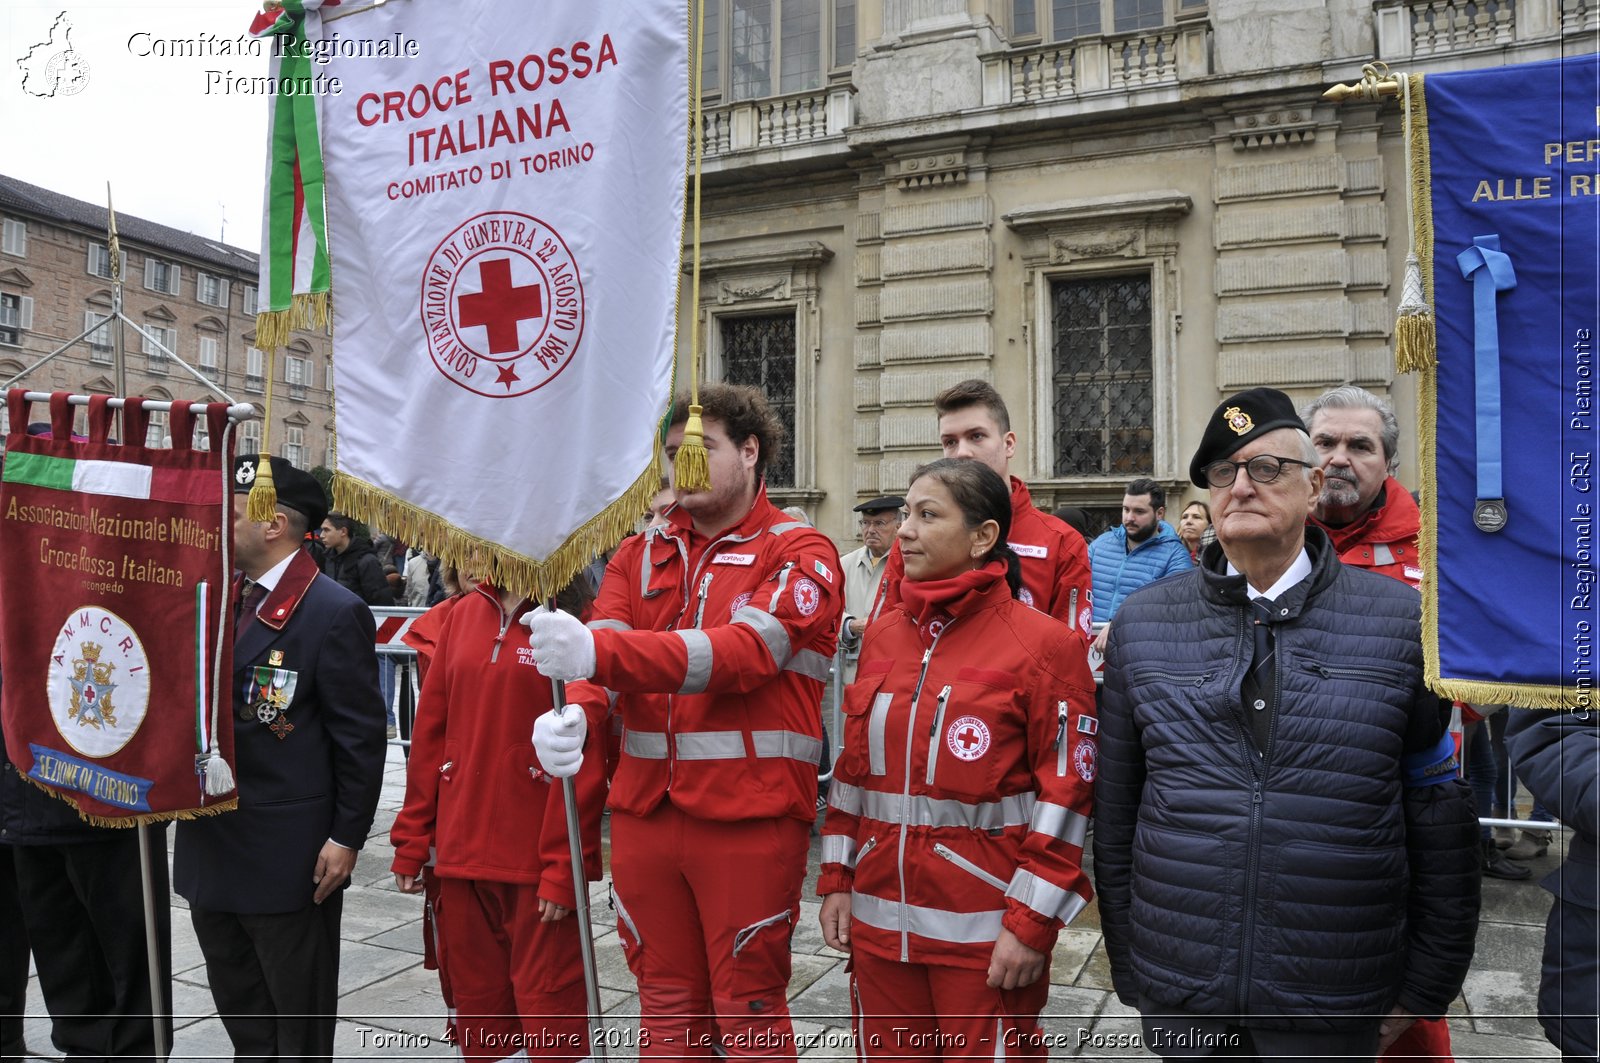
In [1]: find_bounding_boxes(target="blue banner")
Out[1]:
[1423,53,1600,706]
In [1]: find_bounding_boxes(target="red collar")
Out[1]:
[249,549,322,631]
[663,483,783,550]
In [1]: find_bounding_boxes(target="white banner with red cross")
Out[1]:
[307,0,686,598]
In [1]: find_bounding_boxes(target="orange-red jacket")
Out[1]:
[1308,476,1422,587]
[875,477,1094,641]
[389,585,607,910]
[575,486,842,823]
[819,577,1097,967]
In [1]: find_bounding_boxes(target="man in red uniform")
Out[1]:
[527,383,842,1059]
[874,379,1094,641]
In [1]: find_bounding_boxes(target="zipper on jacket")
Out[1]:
[1138,668,1215,686]
[897,631,943,961]
[852,834,878,870]
[691,572,714,629]
[1302,660,1404,684]
[1055,701,1070,777]
[932,842,1010,892]
[731,910,792,958]
[1237,782,1264,1015]
[923,685,952,786]
[489,598,519,663]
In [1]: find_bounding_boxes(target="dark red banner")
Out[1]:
[1,392,235,823]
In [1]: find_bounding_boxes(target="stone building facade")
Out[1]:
[682,0,1598,541]
[0,175,333,466]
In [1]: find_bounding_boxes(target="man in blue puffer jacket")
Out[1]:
[1094,388,1480,1061]
[1087,477,1192,655]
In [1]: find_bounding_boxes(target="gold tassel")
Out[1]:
[1395,311,1437,373]
[333,458,661,601]
[246,458,278,522]
[674,403,710,492]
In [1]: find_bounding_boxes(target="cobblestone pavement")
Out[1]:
[17,746,1567,1061]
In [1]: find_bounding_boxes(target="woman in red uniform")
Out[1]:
[391,577,607,1062]
[818,459,1097,1059]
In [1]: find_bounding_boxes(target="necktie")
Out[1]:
[236,580,267,635]
[1240,597,1279,758]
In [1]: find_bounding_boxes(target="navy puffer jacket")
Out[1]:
[1093,529,1479,1029]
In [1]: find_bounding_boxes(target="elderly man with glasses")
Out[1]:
[838,496,904,685]
[1092,388,1480,1062]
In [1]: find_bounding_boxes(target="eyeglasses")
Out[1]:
[1203,455,1312,488]
[859,518,898,530]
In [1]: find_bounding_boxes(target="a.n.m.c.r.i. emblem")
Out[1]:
[1224,406,1254,435]
[47,606,151,758]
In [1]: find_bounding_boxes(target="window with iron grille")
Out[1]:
[719,312,796,487]
[1049,273,1153,478]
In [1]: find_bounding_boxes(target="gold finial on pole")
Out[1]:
[106,181,121,284]
[1324,62,1400,103]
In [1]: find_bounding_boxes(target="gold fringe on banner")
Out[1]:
[253,293,331,354]
[1396,72,1438,372]
[21,775,237,827]
[334,461,662,601]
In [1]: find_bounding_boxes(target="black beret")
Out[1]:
[854,495,906,514]
[1189,387,1308,487]
[233,454,329,528]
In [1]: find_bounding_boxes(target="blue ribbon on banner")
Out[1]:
[27,743,155,812]
[1456,234,1516,518]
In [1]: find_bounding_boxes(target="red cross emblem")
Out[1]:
[456,258,542,355]
[421,211,585,399]
[792,577,821,617]
[945,715,991,761]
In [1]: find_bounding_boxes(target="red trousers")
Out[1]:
[435,877,591,1062]
[849,950,1051,1061]
[1383,1017,1453,1062]
[610,804,810,1059]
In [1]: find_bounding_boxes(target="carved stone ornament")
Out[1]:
[718,277,789,304]
[1051,229,1141,263]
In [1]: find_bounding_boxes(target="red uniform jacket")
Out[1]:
[389,585,606,910]
[819,576,1097,967]
[1308,476,1422,587]
[875,477,1094,641]
[575,486,843,823]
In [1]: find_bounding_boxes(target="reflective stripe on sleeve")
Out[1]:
[623,730,669,759]
[674,628,714,694]
[851,891,1005,944]
[820,834,858,867]
[785,648,831,683]
[733,605,793,669]
[589,619,633,633]
[770,521,809,535]
[1005,868,1088,924]
[752,729,824,764]
[829,779,863,816]
[1030,802,1090,847]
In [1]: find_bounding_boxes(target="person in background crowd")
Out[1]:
[1506,707,1598,1062]
[1087,477,1193,655]
[403,548,433,608]
[1461,704,1529,881]
[391,573,607,1063]
[819,458,1096,1059]
[876,380,1095,644]
[838,496,904,686]
[1051,504,1092,543]
[1177,500,1211,563]
[320,514,395,607]
[1096,388,1480,1061]
[527,383,842,1058]
[176,456,387,1062]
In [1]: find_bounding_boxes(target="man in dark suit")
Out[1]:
[174,456,386,1061]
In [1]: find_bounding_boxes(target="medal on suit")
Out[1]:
[244,666,297,735]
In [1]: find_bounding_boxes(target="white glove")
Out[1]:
[533,704,588,779]
[522,605,596,680]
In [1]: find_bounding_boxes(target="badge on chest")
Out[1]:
[243,665,299,739]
